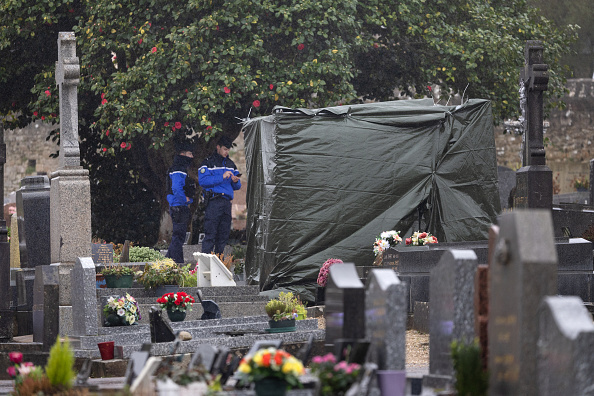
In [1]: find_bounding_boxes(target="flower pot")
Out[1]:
[254,377,288,396]
[104,274,134,288]
[155,284,179,297]
[268,318,295,328]
[96,273,106,289]
[376,370,406,396]
[316,286,325,305]
[97,341,115,360]
[166,309,186,322]
[105,314,122,326]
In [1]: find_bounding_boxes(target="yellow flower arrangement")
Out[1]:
[237,347,304,388]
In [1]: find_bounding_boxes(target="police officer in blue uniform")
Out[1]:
[199,136,241,254]
[166,142,195,263]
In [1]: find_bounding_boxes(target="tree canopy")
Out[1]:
[0,0,577,245]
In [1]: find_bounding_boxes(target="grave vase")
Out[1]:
[254,377,288,396]
[376,370,406,396]
[97,341,115,360]
[166,309,186,322]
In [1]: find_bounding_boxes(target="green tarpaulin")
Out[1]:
[243,99,500,302]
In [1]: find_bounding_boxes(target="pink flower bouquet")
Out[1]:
[317,258,343,287]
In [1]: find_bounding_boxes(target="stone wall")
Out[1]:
[3,121,59,201]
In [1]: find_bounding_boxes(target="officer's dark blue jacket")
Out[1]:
[167,154,194,207]
[198,152,241,199]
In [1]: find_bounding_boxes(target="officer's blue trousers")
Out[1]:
[202,197,232,255]
[166,205,190,263]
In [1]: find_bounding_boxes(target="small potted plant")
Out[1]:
[404,231,438,246]
[137,258,186,295]
[156,291,195,322]
[310,353,361,396]
[573,177,589,192]
[265,292,302,332]
[103,293,141,326]
[317,258,343,304]
[100,264,137,288]
[237,347,304,396]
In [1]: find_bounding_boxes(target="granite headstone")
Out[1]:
[32,264,60,350]
[325,263,365,346]
[427,250,477,385]
[15,175,51,268]
[71,257,98,336]
[488,210,558,396]
[148,306,176,343]
[538,296,594,395]
[365,269,406,370]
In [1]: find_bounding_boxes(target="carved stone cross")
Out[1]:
[520,40,549,167]
[55,32,81,168]
[514,41,552,209]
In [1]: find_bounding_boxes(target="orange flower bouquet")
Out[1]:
[237,347,304,393]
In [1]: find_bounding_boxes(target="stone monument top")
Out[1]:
[56,31,81,169]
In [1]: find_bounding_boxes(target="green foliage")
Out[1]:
[45,337,75,388]
[181,264,198,287]
[128,246,166,263]
[265,292,306,320]
[0,0,579,241]
[101,263,137,277]
[450,339,488,396]
[137,258,185,289]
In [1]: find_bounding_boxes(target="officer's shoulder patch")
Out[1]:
[200,168,206,173]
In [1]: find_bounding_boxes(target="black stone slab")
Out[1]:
[148,307,175,343]
[32,265,59,350]
[91,243,114,265]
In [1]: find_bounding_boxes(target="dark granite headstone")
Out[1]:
[189,345,219,371]
[325,263,365,346]
[120,240,130,263]
[365,269,407,370]
[15,175,51,268]
[590,159,593,206]
[148,306,175,343]
[32,264,60,350]
[426,250,477,386]
[91,243,114,265]
[246,339,282,357]
[196,290,222,319]
[488,210,558,396]
[15,268,36,335]
[538,296,594,395]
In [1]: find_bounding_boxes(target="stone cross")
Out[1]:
[51,32,91,336]
[55,32,81,168]
[520,40,549,167]
[514,41,553,209]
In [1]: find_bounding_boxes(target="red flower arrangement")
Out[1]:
[157,292,195,312]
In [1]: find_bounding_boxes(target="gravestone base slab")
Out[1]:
[422,374,452,390]
[87,359,129,378]
[515,166,553,209]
